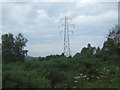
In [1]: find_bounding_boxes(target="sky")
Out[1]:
[1,0,118,57]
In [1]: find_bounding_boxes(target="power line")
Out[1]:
[59,16,74,57]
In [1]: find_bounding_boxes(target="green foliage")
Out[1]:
[2,33,28,63]
[3,53,118,88]
[78,43,98,59]
[102,39,118,55]
[96,46,100,53]
[14,33,28,61]
[2,33,15,63]
[2,62,51,88]
[80,44,95,58]
[102,25,120,55]
[31,76,51,88]
[38,53,65,61]
[46,69,67,87]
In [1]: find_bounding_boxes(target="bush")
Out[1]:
[2,51,119,88]
[46,69,67,87]
[54,58,71,71]
[30,75,51,88]
[2,63,51,88]
[23,61,41,70]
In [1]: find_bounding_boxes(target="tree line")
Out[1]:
[2,25,120,63]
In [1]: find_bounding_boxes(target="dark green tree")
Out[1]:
[2,33,15,63]
[81,43,96,58]
[14,33,28,61]
[102,25,120,55]
[96,47,100,53]
[2,33,28,63]
[107,25,120,47]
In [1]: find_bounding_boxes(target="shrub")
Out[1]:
[2,64,51,88]
[46,69,67,87]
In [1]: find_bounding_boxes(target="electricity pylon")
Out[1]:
[59,16,74,57]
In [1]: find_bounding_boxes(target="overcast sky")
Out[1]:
[1,1,118,57]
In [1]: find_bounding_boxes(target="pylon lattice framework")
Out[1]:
[59,16,74,57]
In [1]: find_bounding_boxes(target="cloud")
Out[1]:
[2,2,118,56]
[75,1,97,8]
[73,10,117,25]
[2,2,33,25]
[2,0,119,2]
[27,41,63,57]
